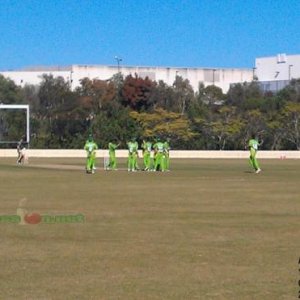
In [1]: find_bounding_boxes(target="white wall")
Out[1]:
[1,54,298,93]
[0,65,253,93]
[1,149,299,159]
[0,70,72,87]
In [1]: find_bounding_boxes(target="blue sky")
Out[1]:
[0,0,299,70]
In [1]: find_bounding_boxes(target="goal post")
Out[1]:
[0,104,30,146]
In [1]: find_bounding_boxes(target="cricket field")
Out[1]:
[0,158,299,299]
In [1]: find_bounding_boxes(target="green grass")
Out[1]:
[0,158,300,299]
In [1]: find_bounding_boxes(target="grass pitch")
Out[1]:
[0,158,300,299]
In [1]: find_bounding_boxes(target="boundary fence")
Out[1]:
[0,149,299,159]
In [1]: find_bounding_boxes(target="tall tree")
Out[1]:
[77,78,116,111]
[209,107,244,150]
[122,74,156,111]
[172,76,194,115]
[0,75,24,144]
[0,75,23,104]
[241,109,266,148]
[282,102,300,149]
[130,108,196,148]
[265,114,285,150]
[201,85,224,106]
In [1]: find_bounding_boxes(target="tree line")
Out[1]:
[0,73,300,150]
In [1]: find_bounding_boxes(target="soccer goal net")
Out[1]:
[0,104,30,147]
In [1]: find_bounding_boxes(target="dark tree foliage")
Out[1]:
[121,74,156,111]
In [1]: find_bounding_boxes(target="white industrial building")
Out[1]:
[255,54,300,92]
[0,65,253,93]
[0,54,299,93]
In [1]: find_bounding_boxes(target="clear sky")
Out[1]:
[0,0,299,70]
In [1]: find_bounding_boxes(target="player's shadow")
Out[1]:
[244,171,254,173]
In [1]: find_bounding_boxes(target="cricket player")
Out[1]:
[127,138,139,172]
[153,137,166,172]
[84,135,98,174]
[164,138,170,171]
[142,139,152,171]
[17,136,26,165]
[107,141,119,170]
[248,135,261,174]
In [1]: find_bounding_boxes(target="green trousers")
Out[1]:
[164,152,170,170]
[249,148,260,171]
[143,152,151,170]
[86,152,96,172]
[128,153,138,171]
[109,153,117,169]
[154,152,166,171]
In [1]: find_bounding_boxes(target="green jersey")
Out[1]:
[142,141,152,153]
[84,141,98,154]
[108,142,118,154]
[164,141,170,153]
[127,141,138,154]
[153,141,165,153]
[248,139,259,151]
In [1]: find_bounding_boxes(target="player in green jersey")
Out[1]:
[107,141,120,170]
[127,138,139,172]
[84,135,98,174]
[153,138,166,172]
[142,140,152,171]
[248,135,261,174]
[164,138,170,171]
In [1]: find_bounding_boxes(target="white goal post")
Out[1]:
[0,104,30,145]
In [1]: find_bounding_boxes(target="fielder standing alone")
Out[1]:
[17,136,27,165]
[248,135,262,174]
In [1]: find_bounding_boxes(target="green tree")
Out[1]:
[281,102,300,149]
[265,114,285,150]
[152,80,175,111]
[241,110,266,148]
[209,107,244,150]
[227,81,262,108]
[32,74,89,148]
[0,75,23,104]
[202,85,224,106]
[172,76,194,115]
[277,78,300,103]
[130,108,196,148]
[0,75,25,145]
[91,101,140,148]
[38,74,71,116]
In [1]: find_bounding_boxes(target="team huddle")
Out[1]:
[84,135,170,174]
[83,134,262,174]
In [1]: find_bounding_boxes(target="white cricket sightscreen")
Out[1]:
[0,104,30,144]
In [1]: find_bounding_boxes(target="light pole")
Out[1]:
[252,67,257,80]
[274,71,280,92]
[288,64,293,81]
[212,69,217,85]
[70,71,74,90]
[114,56,122,73]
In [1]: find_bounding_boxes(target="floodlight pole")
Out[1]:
[212,69,217,86]
[288,65,293,81]
[252,67,257,80]
[114,56,122,73]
